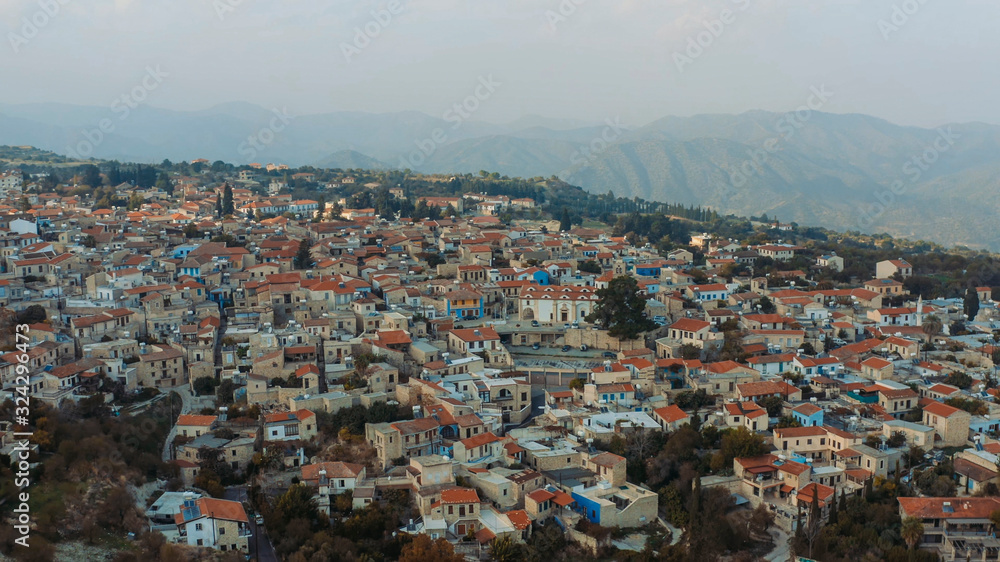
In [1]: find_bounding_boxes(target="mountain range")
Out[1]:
[2,102,999,250]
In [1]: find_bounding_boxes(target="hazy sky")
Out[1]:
[1,0,995,127]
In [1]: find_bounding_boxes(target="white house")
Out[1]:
[174,496,251,553]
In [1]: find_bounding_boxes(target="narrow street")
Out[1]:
[225,486,278,562]
[160,383,195,462]
[763,527,791,562]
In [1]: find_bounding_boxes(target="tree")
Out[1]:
[758,395,784,417]
[559,207,571,231]
[585,276,656,339]
[17,305,49,325]
[577,260,602,274]
[711,426,768,472]
[990,509,1000,534]
[922,314,943,342]
[79,164,102,188]
[399,534,464,562]
[488,535,524,562]
[216,379,237,405]
[965,287,981,321]
[155,171,173,195]
[294,238,313,269]
[886,431,907,448]
[747,502,774,538]
[222,183,234,215]
[328,201,344,220]
[19,195,31,212]
[271,483,322,534]
[192,376,218,396]
[314,195,325,222]
[757,295,776,314]
[678,343,701,360]
[900,516,924,560]
[804,491,823,559]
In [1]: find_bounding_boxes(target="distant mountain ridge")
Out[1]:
[2,102,999,249]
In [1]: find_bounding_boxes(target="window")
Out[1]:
[219,527,226,535]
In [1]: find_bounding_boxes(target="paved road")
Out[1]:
[160,384,195,462]
[225,486,277,562]
[764,526,791,562]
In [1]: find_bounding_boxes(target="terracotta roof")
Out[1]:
[302,461,364,481]
[653,405,690,424]
[923,401,964,418]
[506,509,531,530]
[264,409,316,423]
[176,498,248,524]
[589,452,625,467]
[899,497,1000,519]
[176,414,218,427]
[669,318,711,332]
[475,527,496,544]
[527,489,556,503]
[774,426,827,438]
[440,487,480,504]
[460,431,500,449]
[792,403,822,416]
[552,489,575,506]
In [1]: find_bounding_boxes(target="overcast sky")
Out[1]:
[1,0,995,127]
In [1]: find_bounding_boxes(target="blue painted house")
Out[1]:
[445,290,484,320]
[791,403,824,427]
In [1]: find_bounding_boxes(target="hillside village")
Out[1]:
[4,156,1000,561]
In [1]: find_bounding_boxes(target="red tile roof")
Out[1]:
[440,488,480,504]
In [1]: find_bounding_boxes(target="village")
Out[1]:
[2,161,1000,561]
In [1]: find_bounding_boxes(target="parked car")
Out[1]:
[561,345,571,352]
[531,320,539,327]
[603,351,617,359]
[581,344,589,351]
[563,323,570,329]
[532,342,540,350]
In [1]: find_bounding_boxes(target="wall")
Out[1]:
[564,329,647,351]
